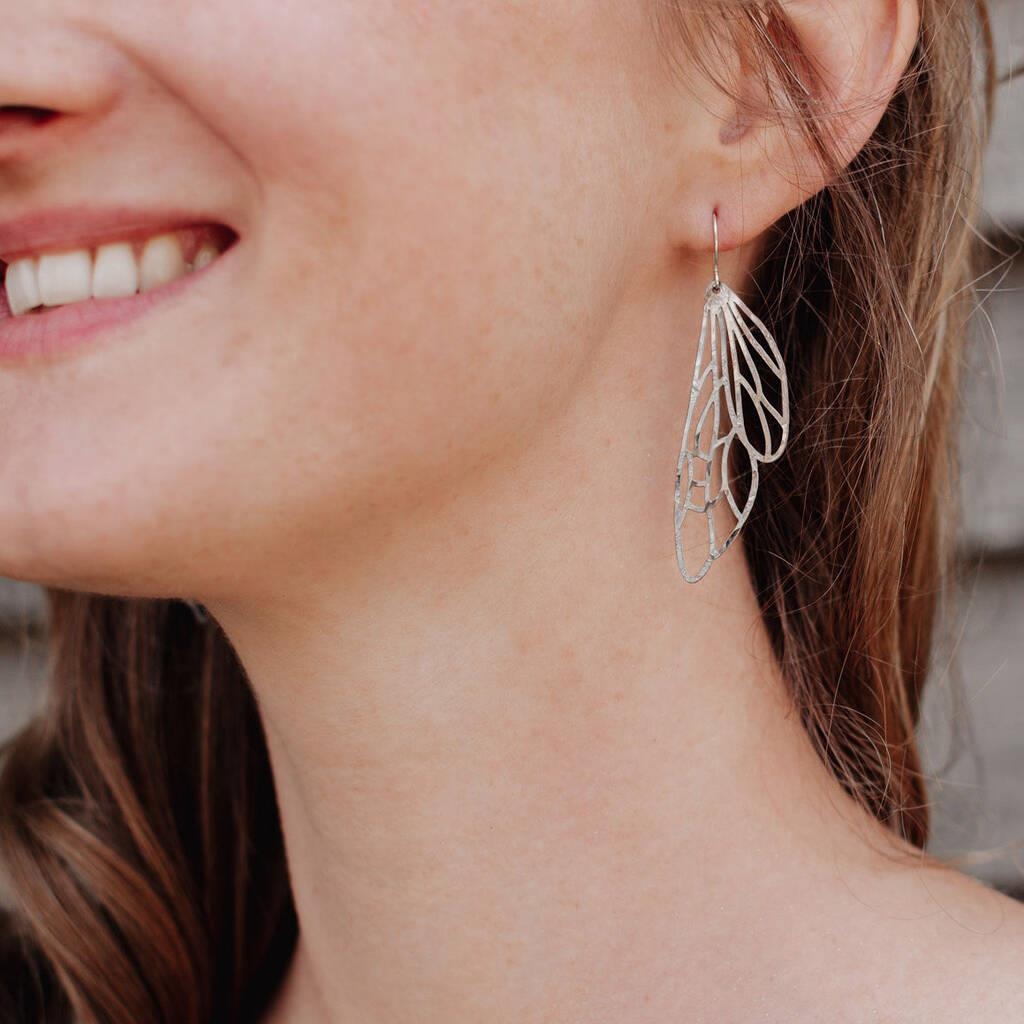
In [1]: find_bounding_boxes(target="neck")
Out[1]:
[209,281,917,1024]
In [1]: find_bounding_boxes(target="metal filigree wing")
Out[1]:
[673,281,789,583]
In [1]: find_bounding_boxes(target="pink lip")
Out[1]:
[0,206,238,365]
[0,205,235,262]
[0,275,203,365]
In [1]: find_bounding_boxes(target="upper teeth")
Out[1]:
[3,232,222,317]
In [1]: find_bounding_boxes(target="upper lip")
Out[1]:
[0,205,236,265]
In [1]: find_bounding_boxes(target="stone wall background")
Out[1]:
[0,4,1022,895]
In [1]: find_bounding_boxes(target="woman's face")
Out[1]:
[0,2,704,600]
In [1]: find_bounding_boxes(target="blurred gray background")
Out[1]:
[0,2,1022,897]
[913,0,1024,898]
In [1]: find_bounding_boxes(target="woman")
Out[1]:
[0,0,1019,1020]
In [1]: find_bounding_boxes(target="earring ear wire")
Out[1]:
[673,209,790,583]
[711,208,720,290]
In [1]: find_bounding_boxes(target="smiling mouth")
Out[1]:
[0,223,238,318]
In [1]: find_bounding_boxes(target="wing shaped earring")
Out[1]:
[673,210,790,583]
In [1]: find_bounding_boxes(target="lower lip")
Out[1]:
[0,254,227,365]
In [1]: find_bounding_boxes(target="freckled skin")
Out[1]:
[0,1,688,601]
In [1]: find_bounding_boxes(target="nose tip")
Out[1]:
[0,25,123,165]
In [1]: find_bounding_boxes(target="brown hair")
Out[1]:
[0,2,1002,1020]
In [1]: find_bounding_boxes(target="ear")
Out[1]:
[666,0,920,259]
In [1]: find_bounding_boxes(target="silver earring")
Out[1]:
[673,210,789,583]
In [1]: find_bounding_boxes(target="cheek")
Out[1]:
[199,5,652,511]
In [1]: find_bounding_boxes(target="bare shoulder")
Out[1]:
[853,854,1024,1022]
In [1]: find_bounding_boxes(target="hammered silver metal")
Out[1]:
[673,277,789,583]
